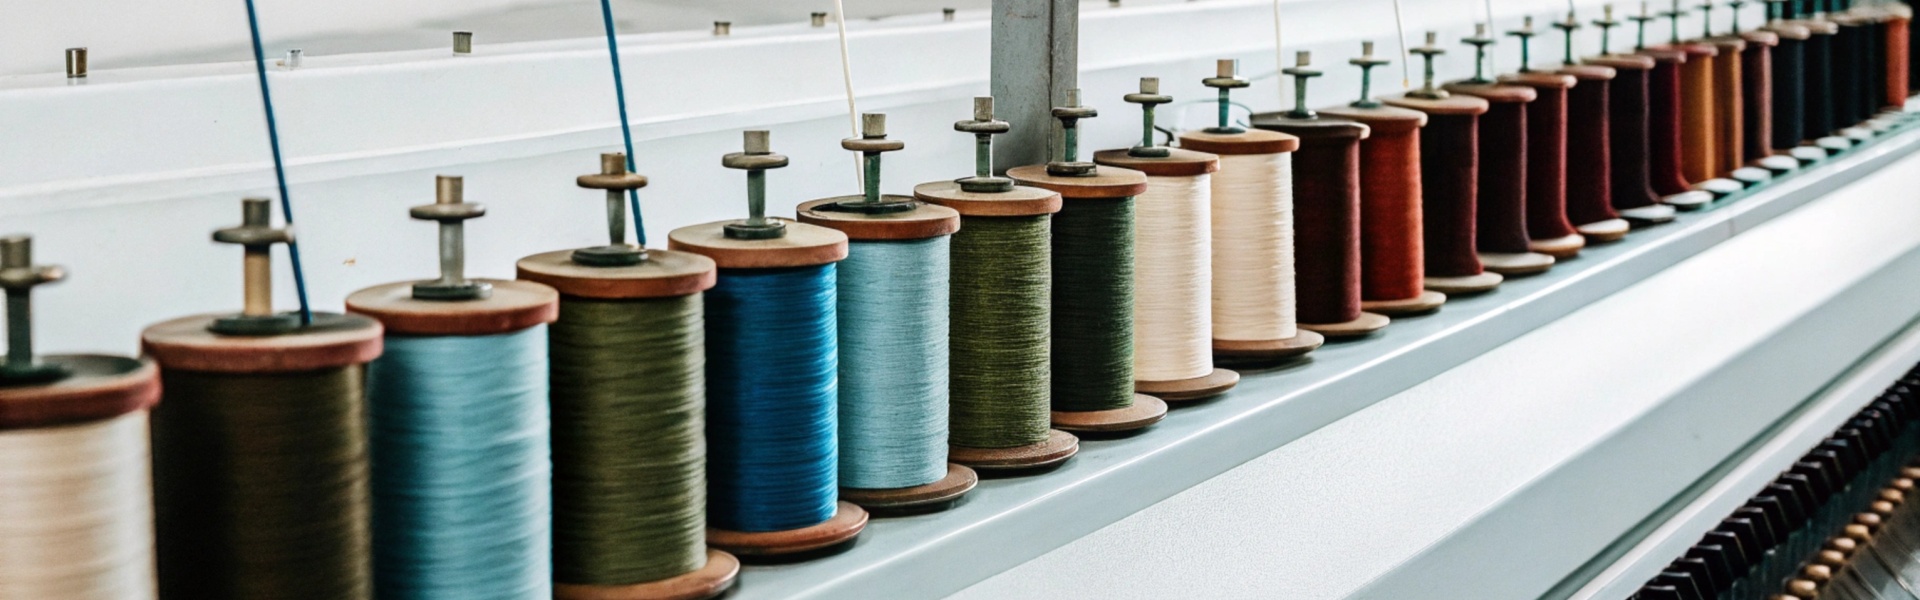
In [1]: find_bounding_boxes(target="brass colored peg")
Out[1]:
[208,198,301,335]
[573,153,650,266]
[0,236,68,382]
[721,131,790,239]
[410,176,491,300]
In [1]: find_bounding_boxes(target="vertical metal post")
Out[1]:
[991,0,1078,175]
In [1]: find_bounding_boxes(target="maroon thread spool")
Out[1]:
[1502,68,1586,259]
[1253,50,1389,339]
[1639,46,1716,209]
[1585,16,1678,225]
[1444,76,1556,278]
[1385,35,1502,296]
[1322,41,1448,317]
[1740,30,1784,170]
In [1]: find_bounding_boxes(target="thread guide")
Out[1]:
[572,153,650,267]
[0,236,69,384]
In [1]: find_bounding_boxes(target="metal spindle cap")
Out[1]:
[943,7,957,21]
[209,198,301,336]
[722,131,789,240]
[65,48,87,79]
[954,97,1017,193]
[714,21,733,36]
[829,113,915,213]
[0,235,70,383]
[1046,89,1100,176]
[1408,32,1451,99]
[570,154,650,267]
[812,12,828,27]
[409,176,491,300]
[452,31,473,54]
[1203,58,1252,89]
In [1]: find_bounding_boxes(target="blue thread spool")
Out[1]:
[670,131,868,556]
[347,176,560,600]
[798,113,978,511]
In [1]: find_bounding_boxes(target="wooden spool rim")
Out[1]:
[345,279,558,336]
[840,463,979,510]
[1212,330,1325,359]
[1005,164,1149,199]
[1443,81,1540,103]
[1529,233,1587,259]
[1177,128,1301,155]
[1666,42,1719,57]
[705,502,868,556]
[1499,71,1579,89]
[142,312,384,373]
[1134,369,1240,402]
[1584,54,1657,70]
[1382,94,1492,116]
[1766,23,1813,40]
[1576,218,1632,243]
[1252,114,1373,140]
[552,549,740,600]
[1703,36,1747,52]
[667,219,849,269]
[1361,290,1448,316]
[516,248,717,300]
[1318,104,1429,133]
[1051,394,1169,432]
[1619,204,1678,225]
[0,355,160,430]
[1479,251,1556,276]
[912,181,1062,217]
[795,197,961,241]
[1424,272,1505,295]
[1091,148,1220,177]
[1639,48,1691,63]
[1664,190,1716,210]
[1558,64,1618,81]
[949,429,1079,471]
[1739,31,1781,46]
[1298,312,1392,339]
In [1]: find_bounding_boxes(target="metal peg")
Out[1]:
[283,49,303,70]
[208,198,300,336]
[573,153,650,266]
[1698,1,1716,37]
[721,131,790,239]
[1664,0,1687,44]
[1125,78,1174,157]
[1728,0,1747,32]
[1552,11,1583,65]
[944,8,956,21]
[1202,59,1251,133]
[1348,41,1390,108]
[1409,32,1450,99]
[409,176,491,300]
[834,113,912,213]
[1630,2,1660,50]
[453,31,473,54]
[1508,16,1539,72]
[1046,89,1100,177]
[65,48,87,79]
[1462,24,1498,83]
[714,21,732,36]
[0,236,69,383]
[1594,5,1622,54]
[812,12,828,27]
[954,97,1016,193]
[1282,51,1322,119]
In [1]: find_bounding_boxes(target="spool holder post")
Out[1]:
[208,198,300,336]
[1283,51,1322,119]
[1596,5,1622,54]
[1666,0,1688,44]
[954,97,1017,193]
[830,114,914,213]
[1632,3,1660,50]
[1699,1,1717,38]
[1045,89,1100,177]
[1464,24,1498,83]
[1124,78,1174,157]
[571,153,651,266]
[1202,59,1251,134]
[722,131,791,239]
[0,235,68,383]
[1509,16,1540,72]
[1409,33,1452,99]
[409,176,492,300]
[1349,42,1391,108]
[1554,12,1584,64]
[1729,0,1746,33]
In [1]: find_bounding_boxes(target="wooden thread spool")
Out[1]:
[667,131,869,557]
[1551,12,1633,243]
[1255,51,1391,338]
[1700,3,1755,183]
[1093,78,1238,402]
[1501,17,1589,259]
[519,155,740,600]
[0,235,163,600]
[1831,12,1870,129]
[1635,3,1719,208]
[1804,13,1854,152]
[1883,5,1911,108]
[1589,8,1681,225]
[1908,0,1920,95]
[1448,26,1559,278]
[1182,60,1326,358]
[1738,25,1785,171]
[1385,34,1505,295]
[1766,0,1815,158]
[1321,41,1449,314]
[795,113,984,505]
[143,197,385,600]
[1677,43,1725,184]
[916,97,1079,470]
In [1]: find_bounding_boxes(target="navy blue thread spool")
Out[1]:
[796,114,979,512]
[346,176,560,600]
[670,131,868,557]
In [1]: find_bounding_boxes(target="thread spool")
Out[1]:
[1700,8,1762,186]
[916,98,1078,470]
[1252,51,1390,339]
[0,236,162,600]
[1735,17,1786,173]
[1547,11,1635,243]
[1321,41,1450,314]
[1586,11,1671,228]
[143,197,384,600]
[1832,12,1869,130]
[1886,5,1912,108]
[1677,42,1731,187]
[343,176,559,600]
[1636,30,1717,207]
[1385,35,1505,295]
[518,154,739,599]
[1803,16,1851,151]
[1446,28,1559,278]
[1766,3,1814,160]
[1498,17,1590,258]
[667,132,866,556]
[1094,78,1239,401]
[1181,60,1327,357]
[795,113,981,508]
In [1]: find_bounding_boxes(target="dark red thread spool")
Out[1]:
[1640,47,1713,210]
[1559,62,1632,242]
[1501,71,1585,258]
[1445,81,1556,277]
[1586,52,1673,225]
[1253,114,1382,337]
[1740,31,1781,165]
[1384,89,1500,296]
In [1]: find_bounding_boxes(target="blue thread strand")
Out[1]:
[241,0,313,325]
[596,0,647,245]
[704,265,839,532]
[366,328,553,600]
[837,238,950,490]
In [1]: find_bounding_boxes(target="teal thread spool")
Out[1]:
[346,176,559,600]
[517,154,739,600]
[797,114,979,510]
[670,131,870,556]
[916,97,1079,471]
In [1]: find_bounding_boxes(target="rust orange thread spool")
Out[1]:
[1638,8,1714,209]
[1322,41,1447,316]
[1885,5,1911,107]
[1385,33,1503,296]
[1676,42,1720,184]
[1447,26,1557,278]
[1254,50,1389,339]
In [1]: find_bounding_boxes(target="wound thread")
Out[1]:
[1290,135,1365,324]
[1647,55,1696,194]
[1212,153,1301,341]
[1477,101,1535,253]
[1523,83,1579,240]
[1051,198,1137,412]
[1418,113,1486,277]
[838,237,951,490]
[1885,16,1909,107]
[949,216,1051,448]
[1133,174,1214,382]
[1713,47,1746,177]
[1680,49,1719,182]
[1566,72,1621,226]
[1357,123,1427,301]
[1608,62,1666,209]
[1806,31,1836,137]
[1773,34,1809,149]
[1742,40,1775,163]
[0,412,155,600]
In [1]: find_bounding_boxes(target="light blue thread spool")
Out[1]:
[836,237,951,489]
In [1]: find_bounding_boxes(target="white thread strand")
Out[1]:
[832,0,863,193]
[1212,152,1299,342]
[1272,0,1287,106]
[1393,0,1412,88]
[1133,173,1215,382]
[0,412,156,600]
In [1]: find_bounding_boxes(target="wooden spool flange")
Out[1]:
[1052,393,1169,432]
[1577,218,1632,243]
[0,355,160,430]
[949,428,1079,472]
[839,463,980,511]
[1133,369,1238,402]
[142,312,383,374]
[1298,312,1391,339]
[667,218,849,270]
[1179,128,1321,362]
[517,249,718,300]
[1362,290,1449,316]
[1529,233,1587,258]
[1664,190,1715,210]
[1424,272,1505,295]
[1213,330,1326,360]
[706,502,869,557]
[1479,251,1557,277]
[553,549,740,600]
[345,279,558,336]
[912,182,1062,217]
[1618,204,1678,225]
[796,196,962,241]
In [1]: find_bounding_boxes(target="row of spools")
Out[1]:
[3,0,1918,598]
